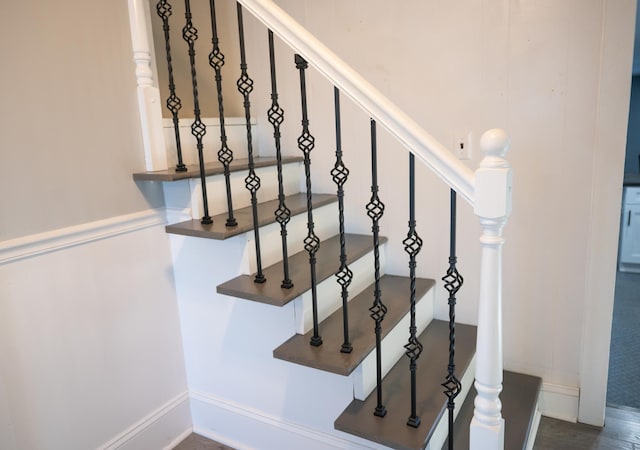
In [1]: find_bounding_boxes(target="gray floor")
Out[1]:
[607,271,640,409]
[174,407,640,449]
[533,406,640,449]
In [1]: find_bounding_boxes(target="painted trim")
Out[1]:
[0,209,166,265]
[99,391,190,450]
[163,427,194,450]
[539,382,580,423]
[190,390,379,449]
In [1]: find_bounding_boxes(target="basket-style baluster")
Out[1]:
[332,88,353,353]
[403,153,423,427]
[442,189,463,449]
[209,0,237,227]
[236,3,265,282]
[183,0,212,224]
[367,119,387,417]
[156,0,187,172]
[295,54,322,347]
[268,30,293,289]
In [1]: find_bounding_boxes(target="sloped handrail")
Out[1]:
[237,0,476,205]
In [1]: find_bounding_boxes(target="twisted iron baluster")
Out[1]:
[268,30,293,289]
[442,189,463,449]
[183,0,212,224]
[332,88,353,354]
[209,0,237,227]
[156,0,187,172]
[403,153,424,427]
[367,119,387,417]
[237,3,265,283]
[295,54,322,347]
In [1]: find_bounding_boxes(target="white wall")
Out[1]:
[0,0,190,448]
[239,0,635,424]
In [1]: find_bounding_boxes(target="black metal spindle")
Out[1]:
[331,88,353,354]
[268,30,293,289]
[295,54,322,347]
[442,189,463,449]
[236,3,265,283]
[183,0,212,224]
[156,0,187,172]
[209,0,237,227]
[403,153,424,427]
[366,119,387,417]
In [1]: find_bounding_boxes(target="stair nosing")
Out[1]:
[165,193,336,240]
[216,234,389,306]
[132,156,303,182]
[273,275,435,376]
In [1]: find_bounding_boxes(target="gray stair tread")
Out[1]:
[273,275,435,376]
[334,320,477,450]
[165,193,336,240]
[442,370,542,450]
[132,156,303,181]
[217,234,388,306]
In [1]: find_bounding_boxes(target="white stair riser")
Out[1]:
[293,248,385,335]
[190,163,302,219]
[163,118,254,168]
[425,354,476,450]
[245,202,339,275]
[353,286,435,400]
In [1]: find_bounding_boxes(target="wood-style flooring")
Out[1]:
[173,406,640,449]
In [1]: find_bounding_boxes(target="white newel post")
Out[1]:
[127,0,168,171]
[470,129,512,450]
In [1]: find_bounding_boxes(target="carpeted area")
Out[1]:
[606,271,640,410]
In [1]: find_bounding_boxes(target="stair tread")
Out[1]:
[165,193,337,240]
[334,320,477,450]
[273,275,435,376]
[217,234,388,306]
[132,156,303,182]
[442,370,542,450]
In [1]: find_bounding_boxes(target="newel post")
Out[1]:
[470,129,512,450]
[127,0,168,171]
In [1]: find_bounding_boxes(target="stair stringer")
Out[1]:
[168,232,395,450]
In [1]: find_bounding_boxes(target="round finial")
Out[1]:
[480,128,510,157]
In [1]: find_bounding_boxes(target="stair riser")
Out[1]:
[244,202,339,275]
[353,286,434,401]
[163,118,254,168]
[293,248,385,335]
[189,162,302,219]
[426,354,476,449]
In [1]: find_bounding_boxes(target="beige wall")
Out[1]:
[0,0,164,241]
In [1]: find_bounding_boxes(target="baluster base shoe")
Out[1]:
[310,335,323,347]
[374,406,387,418]
[406,416,420,428]
[340,343,353,354]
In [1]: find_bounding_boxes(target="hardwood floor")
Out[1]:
[173,406,640,449]
[533,406,640,450]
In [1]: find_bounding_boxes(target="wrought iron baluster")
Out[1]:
[268,30,292,289]
[209,0,237,227]
[295,54,322,347]
[332,88,353,354]
[237,3,265,283]
[366,119,387,417]
[403,153,423,427]
[183,0,212,224]
[156,0,187,172]
[442,189,463,450]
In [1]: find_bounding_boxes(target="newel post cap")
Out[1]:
[480,128,510,158]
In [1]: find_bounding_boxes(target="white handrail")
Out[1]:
[237,0,476,205]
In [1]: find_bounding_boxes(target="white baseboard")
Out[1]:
[0,209,166,265]
[99,391,192,450]
[189,390,386,450]
[539,382,580,423]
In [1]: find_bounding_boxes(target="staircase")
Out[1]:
[128,0,542,448]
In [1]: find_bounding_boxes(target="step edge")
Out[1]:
[273,276,436,376]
